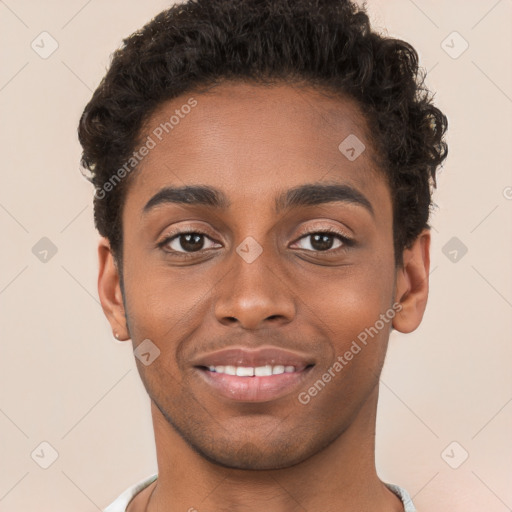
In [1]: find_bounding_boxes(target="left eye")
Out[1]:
[293,232,348,252]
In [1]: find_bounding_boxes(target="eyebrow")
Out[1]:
[142,183,374,217]
[143,185,229,213]
[276,182,374,216]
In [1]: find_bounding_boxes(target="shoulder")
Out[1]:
[103,473,158,512]
[384,482,416,512]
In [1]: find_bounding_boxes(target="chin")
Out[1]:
[195,441,308,471]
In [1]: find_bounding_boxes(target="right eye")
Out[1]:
[158,231,221,254]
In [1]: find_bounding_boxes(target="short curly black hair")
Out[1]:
[78,0,448,268]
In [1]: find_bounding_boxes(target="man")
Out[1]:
[78,0,448,510]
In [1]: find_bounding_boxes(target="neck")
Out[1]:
[146,385,403,512]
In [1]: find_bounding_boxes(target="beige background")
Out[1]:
[1,1,511,511]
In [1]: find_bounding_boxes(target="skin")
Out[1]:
[98,82,430,512]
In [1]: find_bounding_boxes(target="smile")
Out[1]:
[206,364,298,376]
[195,364,314,402]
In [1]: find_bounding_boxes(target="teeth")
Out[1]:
[255,365,272,376]
[236,366,254,377]
[207,365,297,376]
[224,365,236,375]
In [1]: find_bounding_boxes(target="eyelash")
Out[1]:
[157,226,354,257]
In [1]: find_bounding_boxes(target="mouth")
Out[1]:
[204,363,306,376]
[192,346,315,402]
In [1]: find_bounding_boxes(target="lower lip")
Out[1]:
[196,367,314,402]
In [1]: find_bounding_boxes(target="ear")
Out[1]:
[97,237,129,341]
[392,228,431,333]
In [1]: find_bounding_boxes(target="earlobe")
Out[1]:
[392,229,431,334]
[97,237,129,340]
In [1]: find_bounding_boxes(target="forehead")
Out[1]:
[126,81,388,212]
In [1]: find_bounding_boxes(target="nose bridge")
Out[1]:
[214,236,296,329]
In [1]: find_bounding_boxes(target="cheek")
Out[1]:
[295,260,395,339]
[122,261,215,349]
[291,253,396,391]
[294,269,396,417]
[305,292,392,388]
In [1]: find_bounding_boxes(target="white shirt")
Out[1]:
[104,473,417,511]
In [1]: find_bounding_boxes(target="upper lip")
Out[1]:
[192,346,315,371]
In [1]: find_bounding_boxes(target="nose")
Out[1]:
[214,247,296,330]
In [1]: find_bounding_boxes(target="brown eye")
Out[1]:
[160,231,220,253]
[294,231,348,252]
[309,233,337,251]
[175,233,205,252]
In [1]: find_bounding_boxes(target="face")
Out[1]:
[99,82,425,470]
